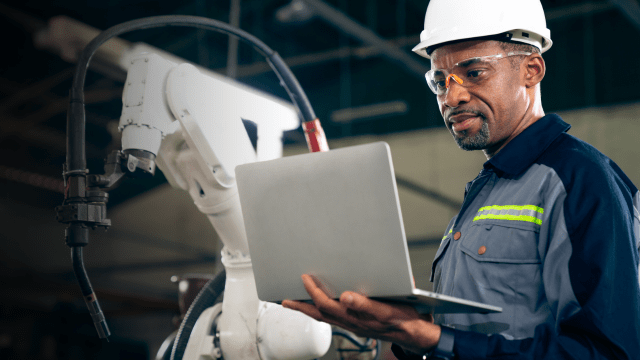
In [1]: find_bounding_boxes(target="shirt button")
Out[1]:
[478,246,487,255]
[453,232,461,240]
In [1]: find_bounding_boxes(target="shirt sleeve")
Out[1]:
[443,158,640,359]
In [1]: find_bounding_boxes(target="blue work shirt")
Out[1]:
[394,114,640,359]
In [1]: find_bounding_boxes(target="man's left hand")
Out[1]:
[281,274,441,355]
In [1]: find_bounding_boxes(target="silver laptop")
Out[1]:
[235,142,501,314]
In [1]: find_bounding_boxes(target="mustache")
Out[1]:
[446,109,486,123]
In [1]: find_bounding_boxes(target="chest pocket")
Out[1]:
[460,220,541,264]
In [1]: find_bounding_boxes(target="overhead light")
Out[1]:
[275,0,315,25]
[330,100,409,124]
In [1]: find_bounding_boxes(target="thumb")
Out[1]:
[340,292,417,323]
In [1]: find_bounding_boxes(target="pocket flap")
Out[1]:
[460,222,541,264]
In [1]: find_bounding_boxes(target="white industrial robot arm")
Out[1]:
[119,52,331,360]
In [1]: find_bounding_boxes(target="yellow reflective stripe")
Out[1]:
[477,205,544,214]
[442,228,453,240]
[473,213,542,225]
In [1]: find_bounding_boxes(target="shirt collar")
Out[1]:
[485,114,571,176]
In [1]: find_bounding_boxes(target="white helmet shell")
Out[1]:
[413,0,552,59]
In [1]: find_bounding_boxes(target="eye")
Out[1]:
[467,69,483,78]
[431,74,446,90]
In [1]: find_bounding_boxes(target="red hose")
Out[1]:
[302,119,329,153]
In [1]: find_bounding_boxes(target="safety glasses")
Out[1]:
[425,51,532,96]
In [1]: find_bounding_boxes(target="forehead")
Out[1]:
[431,40,504,69]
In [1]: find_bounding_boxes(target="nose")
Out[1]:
[442,77,470,109]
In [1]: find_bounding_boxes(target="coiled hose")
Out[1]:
[170,269,226,360]
[332,328,381,360]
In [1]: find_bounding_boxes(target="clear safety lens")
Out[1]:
[425,51,532,95]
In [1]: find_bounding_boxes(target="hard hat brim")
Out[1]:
[412,30,552,59]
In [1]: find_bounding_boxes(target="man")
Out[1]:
[283,0,640,358]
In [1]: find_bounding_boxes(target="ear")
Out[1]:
[523,53,545,88]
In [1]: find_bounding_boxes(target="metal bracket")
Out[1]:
[124,149,157,177]
[55,203,111,227]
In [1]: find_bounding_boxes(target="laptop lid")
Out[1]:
[235,142,415,302]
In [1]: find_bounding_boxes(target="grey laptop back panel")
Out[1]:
[236,142,414,302]
[236,142,502,314]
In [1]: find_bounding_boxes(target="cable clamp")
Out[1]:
[63,169,89,178]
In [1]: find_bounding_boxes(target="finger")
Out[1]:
[341,292,423,331]
[306,274,336,298]
[302,275,349,316]
[302,274,335,300]
[282,300,325,321]
[300,275,377,330]
[339,291,397,321]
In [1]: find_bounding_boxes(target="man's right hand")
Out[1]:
[282,274,441,355]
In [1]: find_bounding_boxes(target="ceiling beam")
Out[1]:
[0,104,106,157]
[0,87,122,137]
[301,0,429,78]
[0,2,45,33]
[237,1,617,78]
[24,1,626,94]
[34,15,132,80]
[0,68,74,114]
[229,34,420,77]
[34,11,426,83]
[545,2,615,21]
[609,0,640,32]
[0,116,101,155]
[0,165,65,193]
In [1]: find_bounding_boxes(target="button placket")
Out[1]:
[448,171,496,297]
[454,170,496,230]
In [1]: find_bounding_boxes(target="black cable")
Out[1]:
[332,329,373,350]
[64,15,318,342]
[71,246,92,295]
[171,269,226,360]
[68,15,316,173]
[71,246,110,339]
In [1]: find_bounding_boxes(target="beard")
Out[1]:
[450,118,490,151]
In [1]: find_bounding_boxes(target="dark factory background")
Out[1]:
[1,0,640,359]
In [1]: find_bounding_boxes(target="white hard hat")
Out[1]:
[413,0,552,59]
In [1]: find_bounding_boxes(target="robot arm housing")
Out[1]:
[119,52,331,360]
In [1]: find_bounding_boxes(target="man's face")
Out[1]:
[431,41,528,153]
